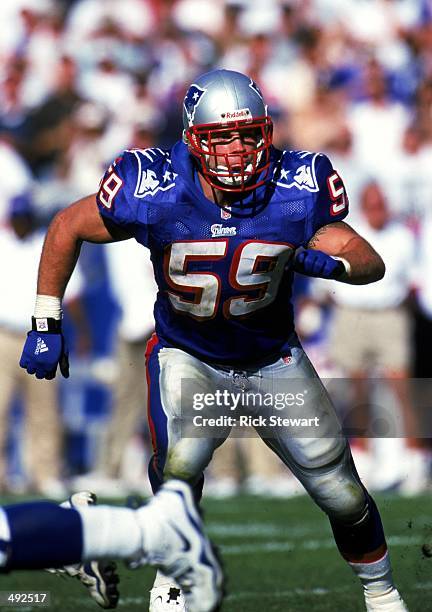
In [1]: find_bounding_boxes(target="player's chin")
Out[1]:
[211,166,256,190]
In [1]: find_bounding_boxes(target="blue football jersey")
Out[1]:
[96,142,348,365]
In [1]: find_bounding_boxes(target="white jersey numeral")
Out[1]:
[165,240,294,319]
[165,240,228,320]
[227,241,293,317]
[99,171,123,209]
[327,171,347,216]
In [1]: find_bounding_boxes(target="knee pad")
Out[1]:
[286,432,347,471]
[329,493,387,561]
[299,446,367,522]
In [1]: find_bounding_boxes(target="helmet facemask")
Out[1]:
[185,116,273,193]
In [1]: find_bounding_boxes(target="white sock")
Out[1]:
[76,506,143,560]
[349,551,396,597]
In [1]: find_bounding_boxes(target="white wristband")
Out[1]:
[34,295,62,320]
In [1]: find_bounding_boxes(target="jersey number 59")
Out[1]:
[164,240,293,320]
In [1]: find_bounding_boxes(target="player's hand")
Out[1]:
[293,249,347,280]
[19,318,69,380]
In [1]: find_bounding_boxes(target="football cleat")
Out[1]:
[365,588,409,611]
[47,491,119,609]
[131,479,223,612]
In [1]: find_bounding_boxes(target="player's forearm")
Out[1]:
[307,221,385,285]
[37,208,83,298]
[335,236,385,285]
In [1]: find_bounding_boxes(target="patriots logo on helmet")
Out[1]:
[184,84,207,125]
[248,79,264,100]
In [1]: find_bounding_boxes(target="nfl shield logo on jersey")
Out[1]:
[221,206,231,220]
[183,84,206,124]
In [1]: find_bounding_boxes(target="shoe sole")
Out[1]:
[82,560,120,609]
[71,492,120,610]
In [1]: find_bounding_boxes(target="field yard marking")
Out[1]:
[118,597,148,606]
[225,585,349,601]
[207,522,321,538]
[414,582,432,590]
[221,534,422,555]
[208,518,426,542]
[57,596,149,608]
[225,581,432,602]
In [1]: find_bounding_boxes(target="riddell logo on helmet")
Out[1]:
[221,108,251,121]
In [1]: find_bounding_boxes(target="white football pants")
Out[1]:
[146,338,367,521]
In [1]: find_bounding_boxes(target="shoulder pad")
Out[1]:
[127,148,178,199]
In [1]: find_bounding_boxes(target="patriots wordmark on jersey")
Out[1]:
[96,143,348,365]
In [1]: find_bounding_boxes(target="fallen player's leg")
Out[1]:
[0,480,223,612]
[46,490,119,609]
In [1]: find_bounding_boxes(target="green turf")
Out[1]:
[0,493,431,611]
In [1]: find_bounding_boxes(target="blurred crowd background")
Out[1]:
[1,0,432,500]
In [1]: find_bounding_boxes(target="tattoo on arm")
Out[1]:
[307,222,348,249]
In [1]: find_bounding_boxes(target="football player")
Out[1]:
[20,69,407,611]
[0,480,222,612]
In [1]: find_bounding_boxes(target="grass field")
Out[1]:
[1,492,431,611]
